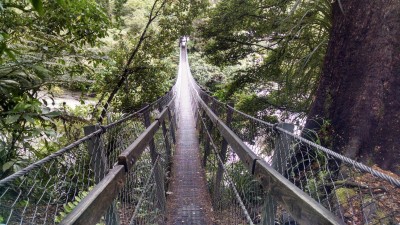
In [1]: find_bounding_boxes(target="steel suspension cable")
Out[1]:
[0,90,174,186]
[275,126,400,188]
[189,73,400,188]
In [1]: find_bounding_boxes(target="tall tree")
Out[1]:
[305,0,400,174]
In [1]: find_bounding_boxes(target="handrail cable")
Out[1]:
[0,89,174,186]
[192,79,400,188]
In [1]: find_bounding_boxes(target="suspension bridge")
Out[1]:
[1,45,400,225]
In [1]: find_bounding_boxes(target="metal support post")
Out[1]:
[198,110,205,144]
[202,117,213,168]
[167,107,176,145]
[84,125,120,225]
[158,104,172,168]
[202,95,212,168]
[143,108,167,212]
[262,123,294,225]
[272,123,295,174]
[213,102,234,208]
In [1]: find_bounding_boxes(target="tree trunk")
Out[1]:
[304,0,400,174]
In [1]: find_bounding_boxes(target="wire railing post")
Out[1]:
[262,123,294,225]
[84,125,120,225]
[143,107,167,213]
[272,123,295,174]
[201,95,214,168]
[203,117,213,168]
[198,110,205,143]
[213,102,234,207]
[167,106,176,145]
[84,125,107,183]
[158,103,172,168]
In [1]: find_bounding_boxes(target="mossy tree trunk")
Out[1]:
[304,0,400,174]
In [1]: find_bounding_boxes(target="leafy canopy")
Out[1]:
[195,0,332,118]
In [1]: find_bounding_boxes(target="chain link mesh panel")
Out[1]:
[0,113,145,224]
[0,89,176,224]
[192,82,400,224]
[92,105,175,225]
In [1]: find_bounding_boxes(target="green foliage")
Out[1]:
[30,0,44,15]
[0,94,65,178]
[0,1,208,223]
[229,162,263,204]
[303,119,333,148]
[335,187,356,205]
[0,0,207,180]
[197,0,332,116]
[189,52,226,93]
[0,0,110,104]
[113,0,128,26]
[54,187,93,223]
[0,0,111,178]
[92,0,208,114]
[304,167,330,200]
[189,52,280,121]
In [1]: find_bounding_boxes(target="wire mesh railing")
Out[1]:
[185,46,400,224]
[60,94,176,224]
[0,89,176,225]
[196,110,256,224]
[86,119,174,225]
[192,85,308,224]
[3,44,400,225]
[194,85,400,224]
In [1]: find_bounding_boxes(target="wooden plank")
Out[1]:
[118,121,160,171]
[202,118,213,168]
[166,96,176,108]
[254,160,344,225]
[60,165,126,225]
[198,99,219,124]
[167,106,176,144]
[158,106,172,168]
[119,98,174,171]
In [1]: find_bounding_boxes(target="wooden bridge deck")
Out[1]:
[166,48,214,225]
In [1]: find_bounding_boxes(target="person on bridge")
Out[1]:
[179,36,188,48]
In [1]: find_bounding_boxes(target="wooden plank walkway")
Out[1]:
[166,48,214,225]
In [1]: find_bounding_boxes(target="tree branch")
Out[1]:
[96,0,168,123]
